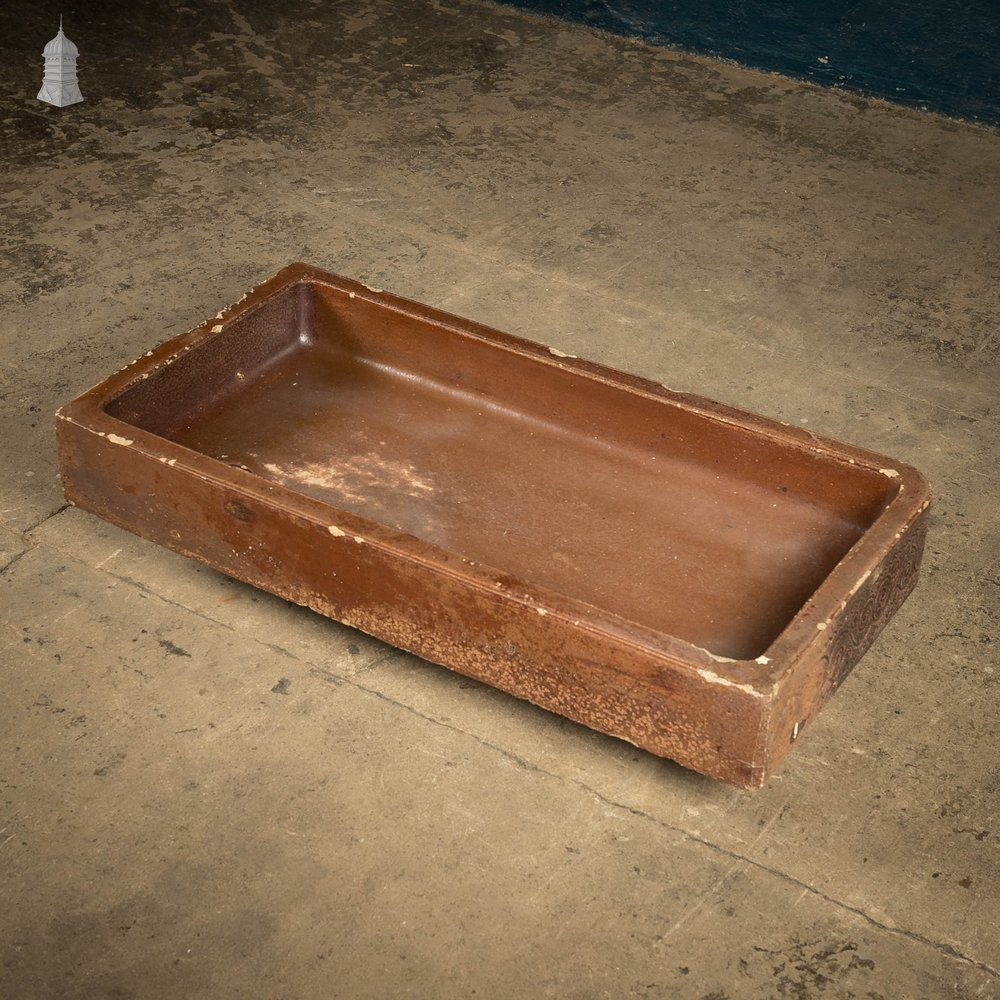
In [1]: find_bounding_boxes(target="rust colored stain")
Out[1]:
[55,264,930,787]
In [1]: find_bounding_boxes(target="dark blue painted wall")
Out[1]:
[504,0,1000,126]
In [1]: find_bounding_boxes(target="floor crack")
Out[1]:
[339,668,1000,979]
[565,778,1000,978]
[22,502,72,537]
[0,503,73,576]
[26,528,999,978]
[0,547,30,577]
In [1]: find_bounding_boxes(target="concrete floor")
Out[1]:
[2,1,998,997]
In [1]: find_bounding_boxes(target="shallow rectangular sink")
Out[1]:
[56,263,930,786]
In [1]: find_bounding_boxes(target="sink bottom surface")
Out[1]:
[170,342,863,660]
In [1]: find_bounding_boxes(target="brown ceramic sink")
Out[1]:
[56,263,930,787]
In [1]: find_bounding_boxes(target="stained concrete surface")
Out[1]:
[1,1,999,997]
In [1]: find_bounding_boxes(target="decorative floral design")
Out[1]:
[822,512,929,694]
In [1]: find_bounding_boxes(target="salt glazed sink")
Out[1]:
[56,264,930,787]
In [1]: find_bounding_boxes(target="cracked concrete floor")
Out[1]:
[2,1,999,997]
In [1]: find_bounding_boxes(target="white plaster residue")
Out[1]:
[107,433,133,446]
[548,347,576,358]
[536,607,548,616]
[262,454,434,506]
[848,568,872,598]
[879,468,900,478]
[353,536,365,544]
[703,649,737,664]
[693,666,764,699]
[211,324,223,333]
[816,621,828,631]
[362,283,384,293]
[348,291,356,299]
[328,525,347,537]
[755,655,771,665]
